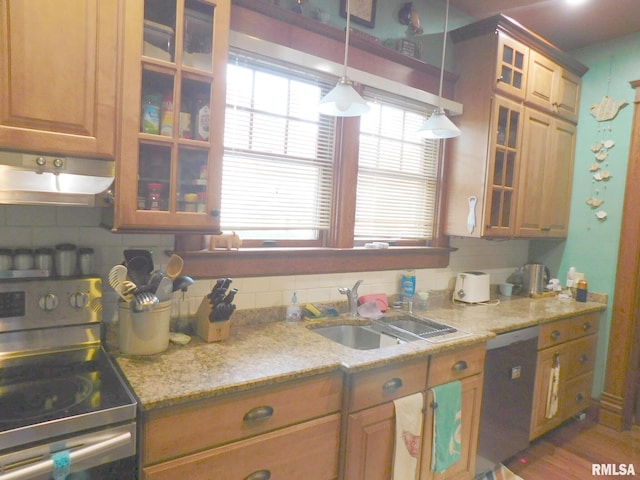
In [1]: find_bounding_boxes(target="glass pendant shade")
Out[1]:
[417,108,461,139]
[318,77,370,117]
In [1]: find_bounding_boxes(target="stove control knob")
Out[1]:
[39,293,59,311]
[70,292,89,309]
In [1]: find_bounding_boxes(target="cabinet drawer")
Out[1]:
[427,343,486,387]
[570,312,600,339]
[539,319,571,349]
[143,414,341,480]
[563,372,594,418]
[566,335,597,378]
[142,372,342,465]
[347,358,428,412]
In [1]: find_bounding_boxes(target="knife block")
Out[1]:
[194,296,231,342]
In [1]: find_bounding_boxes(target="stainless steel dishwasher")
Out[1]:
[475,325,539,477]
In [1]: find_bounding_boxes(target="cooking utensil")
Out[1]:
[121,280,138,302]
[155,276,173,302]
[124,249,154,268]
[172,275,195,292]
[126,255,153,287]
[132,291,159,313]
[521,263,550,295]
[108,265,129,302]
[166,254,184,280]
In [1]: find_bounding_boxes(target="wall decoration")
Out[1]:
[340,0,376,28]
[589,95,628,122]
[398,2,424,35]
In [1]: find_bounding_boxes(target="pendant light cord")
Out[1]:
[437,0,450,104]
[343,0,352,80]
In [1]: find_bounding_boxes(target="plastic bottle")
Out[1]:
[576,279,588,302]
[401,270,416,312]
[160,90,174,136]
[286,291,302,322]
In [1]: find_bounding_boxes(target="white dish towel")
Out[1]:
[393,392,424,480]
[545,363,560,419]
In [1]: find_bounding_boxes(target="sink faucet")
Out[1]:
[339,280,362,317]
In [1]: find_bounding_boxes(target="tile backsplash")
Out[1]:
[0,205,530,323]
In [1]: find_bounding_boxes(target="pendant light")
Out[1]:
[417,0,461,139]
[318,0,370,116]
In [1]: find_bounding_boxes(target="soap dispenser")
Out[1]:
[286,291,302,323]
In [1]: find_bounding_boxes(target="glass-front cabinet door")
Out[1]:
[111,0,229,231]
[494,33,529,100]
[483,96,523,237]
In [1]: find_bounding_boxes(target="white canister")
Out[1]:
[0,249,12,271]
[118,301,171,355]
[55,243,77,277]
[13,248,34,270]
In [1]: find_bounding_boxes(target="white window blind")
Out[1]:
[355,90,439,241]
[221,53,336,240]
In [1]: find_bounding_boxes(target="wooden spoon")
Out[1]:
[166,254,184,280]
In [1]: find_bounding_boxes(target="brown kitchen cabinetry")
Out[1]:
[421,344,485,480]
[140,372,342,480]
[342,344,485,480]
[529,312,599,440]
[109,0,229,231]
[445,15,587,239]
[516,110,577,237]
[0,0,118,158]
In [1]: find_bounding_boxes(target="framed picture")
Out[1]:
[340,0,377,29]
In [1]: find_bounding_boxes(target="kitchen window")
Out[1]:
[221,51,442,248]
[356,89,439,243]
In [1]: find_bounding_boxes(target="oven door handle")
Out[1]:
[0,432,131,480]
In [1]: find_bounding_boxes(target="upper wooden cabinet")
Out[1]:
[0,0,118,158]
[445,15,587,239]
[108,0,229,232]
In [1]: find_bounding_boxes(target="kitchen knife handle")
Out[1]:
[244,470,271,480]
[382,377,403,392]
[243,405,274,422]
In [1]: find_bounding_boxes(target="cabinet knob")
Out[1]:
[579,354,589,364]
[243,405,274,422]
[244,470,271,480]
[575,392,584,403]
[541,226,551,232]
[382,377,403,392]
[452,360,468,372]
[583,322,592,331]
[550,330,561,340]
[497,76,504,83]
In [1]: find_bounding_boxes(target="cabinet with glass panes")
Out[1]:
[108,0,229,231]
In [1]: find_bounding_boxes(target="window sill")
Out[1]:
[177,246,455,278]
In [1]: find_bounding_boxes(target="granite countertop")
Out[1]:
[111,294,606,412]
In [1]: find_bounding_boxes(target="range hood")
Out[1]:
[0,150,114,207]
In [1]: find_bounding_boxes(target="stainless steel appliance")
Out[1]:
[475,325,539,476]
[0,277,137,480]
[522,263,550,295]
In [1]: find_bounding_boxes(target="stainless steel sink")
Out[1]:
[311,315,460,350]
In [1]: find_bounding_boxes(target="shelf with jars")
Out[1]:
[107,0,228,232]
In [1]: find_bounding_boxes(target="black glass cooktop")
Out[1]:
[0,347,136,450]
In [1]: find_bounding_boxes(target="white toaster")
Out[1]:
[453,271,490,303]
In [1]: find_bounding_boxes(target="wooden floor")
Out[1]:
[504,418,640,479]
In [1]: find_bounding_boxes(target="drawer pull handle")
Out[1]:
[583,322,592,331]
[243,406,274,422]
[452,360,468,372]
[245,470,271,480]
[382,378,403,392]
[576,393,584,403]
[551,330,561,340]
[579,354,589,364]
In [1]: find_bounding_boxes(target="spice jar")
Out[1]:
[576,279,588,302]
[13,248,34,271]
[55,243,77,277]
[34,247,54,273]
[147,183,163,210]
[78,247,95,276]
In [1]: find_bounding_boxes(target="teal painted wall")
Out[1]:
[559,32,640,397]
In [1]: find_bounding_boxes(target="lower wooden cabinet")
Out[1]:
[143,414,341,480]
[530,312,600,440]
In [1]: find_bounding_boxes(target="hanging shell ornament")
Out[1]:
[589,163,600,172]
[600,170,612,179]
[595,151,608,161]
[586,197,604,207]
[603,139,615,149]
[596,210,608,220]
[591,142,603,153]
[589,96,628,122]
